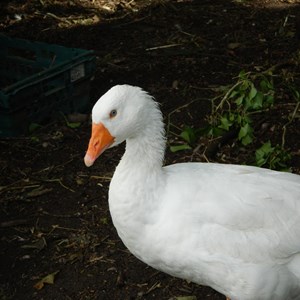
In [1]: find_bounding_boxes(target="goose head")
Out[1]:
[84,85,159,167]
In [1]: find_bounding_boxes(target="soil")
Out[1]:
[1,1,300,299]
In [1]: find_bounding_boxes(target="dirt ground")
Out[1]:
[1,0,300,299]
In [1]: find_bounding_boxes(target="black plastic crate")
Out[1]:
[0,35,96,137]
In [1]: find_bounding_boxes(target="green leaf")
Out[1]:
[260,141,273,153]
[259,79,269,92]
[218,116,232,131]
[179,126,197,144]
[243,115,252,124]
[291,87,300,101]
[180,130,190,143]
[238,123,251,139]
[256,157,266,167]
[241,134,253,145]
[228,112,236,122]
[235,95,244,106]
[238,70,247,79]
[255,142,273,167]
[30,136,40,143]
[236,114,242,125]
[244,96,252,110]
[265,94,274,107]
[100,217,108,225]
[170,144,192,152]
[67,121,81,129]
[252,91,264,109]
[249,84,257,100]
[266,78,274,90]
[208,127,225,137]
[238,123,253,145]
[229,90,239,99]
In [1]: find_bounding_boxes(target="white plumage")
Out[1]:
[84,85,300,300]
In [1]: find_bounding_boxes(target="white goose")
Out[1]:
[84,85,300,300]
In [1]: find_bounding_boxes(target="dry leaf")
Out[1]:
[34,270,59,290]
[227,42,242,50]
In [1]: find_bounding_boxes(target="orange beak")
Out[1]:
[84,122,114,167]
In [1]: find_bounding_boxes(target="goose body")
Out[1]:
[84,85,300,300]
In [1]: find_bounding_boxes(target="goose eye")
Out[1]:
[109,109,117,118]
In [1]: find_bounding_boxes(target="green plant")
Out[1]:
[255,141,291,170]
[169,70,275,152]
[168,69,294,170]
[209,70,275,145]
[170,126,198,152]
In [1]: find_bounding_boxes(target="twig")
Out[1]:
[113,14,150,27]
[0,183,40,193]
[46,12,72,24]
[54,154,80,169]
[44,179,75,193]
[190,144,202,161]
[41,211,78,218]
[146,43,183,51]
[27,187,53,198]
[144,282,161,295]
[202,151,210,163]
[32,167,53,175]
[51,225,79,232]
[90,175,112,181]
[215,81,242,111]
